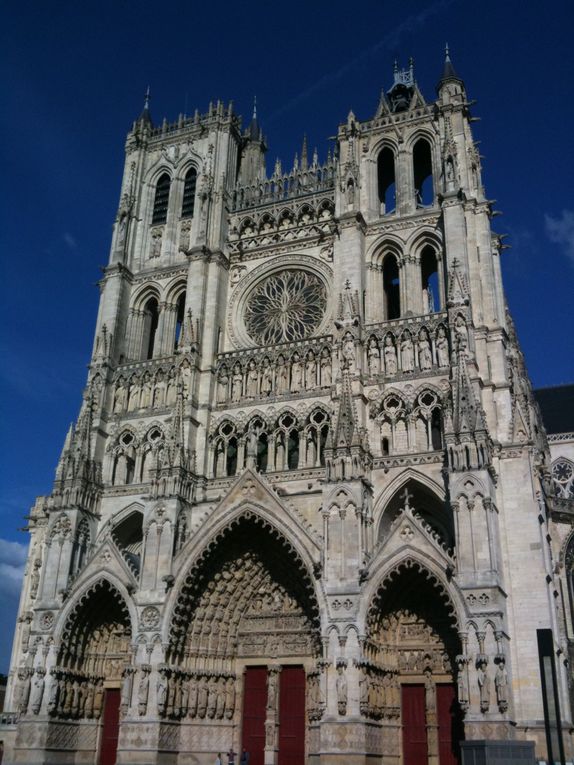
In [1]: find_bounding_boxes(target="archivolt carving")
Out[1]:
[168,515,321,667]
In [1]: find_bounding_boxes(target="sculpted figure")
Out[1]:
[225,677,235,720]
[383,335,397,375]
[166,370,177,405]
[359,669,369,715]
[401,334,415,373]
[94,679,105,718]
[197,676,208,719]
[215,677,225,719]
[368,337,380,376]
[188,676,198,718]
[17,668,31,714]
[341,332,356,372]
[207,677,217,719]
[477,658,490,712]
[266,671,278,710]
[456,657,470,712]
[113,380,126,413]
[127,378,140,411]
[84,679,95,718]
[418,329,433,371]
[290,352,303,393]
[217,367,229,403]
[336,665,348,716]
[121,667,134,715]
[454,315,469,352]
[436,326,449,367]
[495,657,508,712]
[180,676,189,717]
[180,362,192,398]
[20,612,32,653]
[305,350,317,389]
[153,371,166,407]
[260,358,273,396]
[231,363,243,403]
[30,558,42,599]
[276,355,288,394]
[246,359,259,397]
[156,672,168,716]
[320,348,332,387]
[140,374,152,408]
[47,671,60,715]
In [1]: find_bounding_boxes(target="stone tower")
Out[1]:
[2,52,572,765]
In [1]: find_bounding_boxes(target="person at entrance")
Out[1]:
[215,753,222,765]
[240,748,250,764]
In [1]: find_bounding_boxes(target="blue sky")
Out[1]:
[0,0,573,672]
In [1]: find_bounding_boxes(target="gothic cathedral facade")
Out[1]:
[3,54,573,765]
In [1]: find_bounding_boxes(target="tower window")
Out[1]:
[421,246,441,312]
[383,255,401,320]
[377,147,396,214]
[181,168,197,218]
[152,173,171,225]
[142,297,159,360]
[413,139,433,207]
[174,292,186,350]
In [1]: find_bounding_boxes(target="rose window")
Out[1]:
[244,270,327,345]
[552,459,574,499]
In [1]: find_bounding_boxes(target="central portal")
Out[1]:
[241,665,306,765]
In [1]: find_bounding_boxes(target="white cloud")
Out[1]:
[0,538,28,597]
[545,209,574,264]
[63,232,77,249]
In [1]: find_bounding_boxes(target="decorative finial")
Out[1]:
[144,86,151,110]
[252,95,257,120]
[393,59,399,74]
[445,43,451,61]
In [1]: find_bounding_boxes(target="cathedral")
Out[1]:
[2,51,573,765]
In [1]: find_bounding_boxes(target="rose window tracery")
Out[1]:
[552,459,574,499]
[244,270,327,345]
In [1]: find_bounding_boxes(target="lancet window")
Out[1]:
[382,255,401,320]
[112,431,136,485]
[181,167,197,218]
[377,147,396,214]
[413,138,434,207]
[420,245,442,312]
[152,173,171,225]
[69,518,91,578]
[142,297,159,360]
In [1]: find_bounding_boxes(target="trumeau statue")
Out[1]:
[4,52,569,765]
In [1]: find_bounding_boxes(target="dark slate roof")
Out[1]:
[534,385,574,434]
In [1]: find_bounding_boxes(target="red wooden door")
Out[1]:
[402,684,428,765]
[278,666,306,765]
[437,683,463,765]
[241,667,268,765]
[99,689,120,765]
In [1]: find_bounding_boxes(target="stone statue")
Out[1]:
[400,334,414,373]
[454,315,469,352]
[207,677,217,719]
[140,374,152,408]
[276,355,288,394]
[157,672,168,716]
[305,350,317,389]
[20,612,32,653]
[495,657,508,712]
[217,367,229,403]
[121,666,134,715]
[290,353,303,393]
[166,370,177,405]
[17,668,31,714]
[418,329,433,371]
[260,358,273,396]
[336,665,347,715]
[368,337,380,376]
[153,372,166,407]
[246,359,259,398]
[436,326,449,367]
[225,677,235,720]
[30,669,45,715]
[383,335,397,375]
[341,332,356,371]
[180,362,192,398]
[477,657,490,712]
[188,677,198,718]
[320,348,332,387]
[47,671,60,715]
[456,656,469,711]
[127,379,140,411]
[266,670,278,710]
[231,364,243,403]
[84,680,95,718]
[30,558,42,599]
[197,676,208,719]
[113,380,126,413]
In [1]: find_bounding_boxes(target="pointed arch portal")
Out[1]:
[168,514,321,765]
[366,560,464,765]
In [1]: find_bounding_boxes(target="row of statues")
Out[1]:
[43,669,105,719]
[217,348,333,404]
[359,666,401,720]
[457,653,508,715]
[155,669,236,721]
[366,326,451,377]
[112,362,192,414]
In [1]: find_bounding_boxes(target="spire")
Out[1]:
[247,95,260,140]
[437,44,464,95]
[301,134,308,170]
[138,85,152,126]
